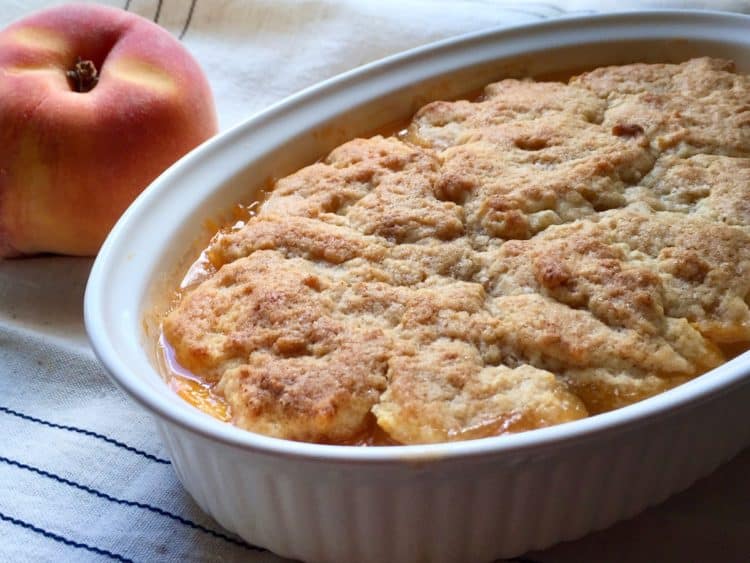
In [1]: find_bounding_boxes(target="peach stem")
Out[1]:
[66,57,99,93]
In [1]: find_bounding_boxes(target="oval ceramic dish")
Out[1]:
[86,11,750,563]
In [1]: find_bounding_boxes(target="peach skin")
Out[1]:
[0,3,218,256]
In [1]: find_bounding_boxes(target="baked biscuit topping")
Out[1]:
[163,58,750,444]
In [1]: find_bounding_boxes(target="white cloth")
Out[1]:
[1,1,750,562]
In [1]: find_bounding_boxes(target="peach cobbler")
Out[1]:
[161,58,750,445]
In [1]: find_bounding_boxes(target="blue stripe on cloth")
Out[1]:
[180,0,198,39]
[0,509,134,562]
[523,2,565,13]
[0,456,262,552]
[0,405,170,464]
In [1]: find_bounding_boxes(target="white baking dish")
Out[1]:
[85,11,750,563]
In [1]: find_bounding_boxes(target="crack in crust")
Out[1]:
[164,58,750,444]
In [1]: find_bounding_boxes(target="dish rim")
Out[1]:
[85,9,750,464]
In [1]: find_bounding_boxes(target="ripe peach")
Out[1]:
[0,3,218,256]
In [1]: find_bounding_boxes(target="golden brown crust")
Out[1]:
[373,339,588,444]
[572,58,750,156]
[164,58,750,444]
